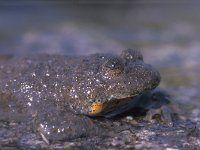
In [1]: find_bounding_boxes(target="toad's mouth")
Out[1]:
[88,96,135,117]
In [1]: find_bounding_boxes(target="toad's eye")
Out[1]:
[121,49,143,62]
[102,58,124,78]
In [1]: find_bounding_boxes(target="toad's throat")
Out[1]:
[88,97,135,116]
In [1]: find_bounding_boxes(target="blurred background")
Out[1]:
[0,1,199,108]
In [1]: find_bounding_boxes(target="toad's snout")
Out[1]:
[127,63,161,94]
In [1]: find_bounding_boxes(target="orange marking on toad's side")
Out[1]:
[89,102,103,116]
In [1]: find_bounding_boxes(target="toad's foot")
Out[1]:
[144,105,173,127]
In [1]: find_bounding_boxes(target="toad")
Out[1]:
[0,49,161,141]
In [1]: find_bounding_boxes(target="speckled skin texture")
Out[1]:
[0,49,160,141]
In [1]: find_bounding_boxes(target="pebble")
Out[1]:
[126,116,133,121]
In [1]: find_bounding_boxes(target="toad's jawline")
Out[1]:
[89,96,136,116]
